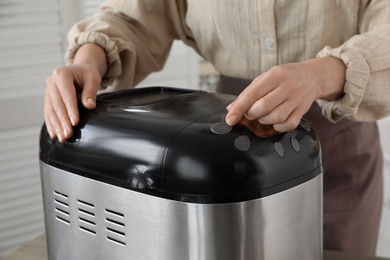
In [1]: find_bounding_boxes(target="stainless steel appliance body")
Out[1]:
[40,87,323,260]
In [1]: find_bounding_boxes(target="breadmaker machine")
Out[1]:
[40,87,323,260]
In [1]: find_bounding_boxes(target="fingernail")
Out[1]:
[226,104,233,111]
[57,131,64,143]
[69,115,76,126]
[47,128,54,139]
[63,126,70,137]
[87,98,95,106]
[226,115,238,126]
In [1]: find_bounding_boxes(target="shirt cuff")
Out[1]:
[316,46,370,123]
[65,31,122,88]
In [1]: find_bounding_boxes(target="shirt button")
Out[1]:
[263,38,274,48]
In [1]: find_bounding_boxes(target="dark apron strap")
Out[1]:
[218,74,383,255]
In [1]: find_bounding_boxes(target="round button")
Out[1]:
[234,135,251,151]
[274,142,284,158]
[263,38,274,48]
[290,137,300,152]
[210,122,233,135]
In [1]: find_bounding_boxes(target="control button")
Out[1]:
[290,137,300,152]
[210,122,233,135]
[274,142,284,158]
[263,38,274,48]
[234,135,251,151]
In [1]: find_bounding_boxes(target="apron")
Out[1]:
[218,74,384,255]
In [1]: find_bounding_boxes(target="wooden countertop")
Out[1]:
[2,234,389,260]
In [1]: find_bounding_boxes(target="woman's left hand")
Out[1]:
[225,57,346,132]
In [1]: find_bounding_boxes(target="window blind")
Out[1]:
[81,0,104,18]
[0,0,63,257]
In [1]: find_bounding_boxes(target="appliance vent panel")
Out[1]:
[105,208,126,246]
[53,190,70,225]
[51,189,127,245]
[77,199,96,236]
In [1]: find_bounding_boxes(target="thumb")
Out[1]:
[80,74,100,110]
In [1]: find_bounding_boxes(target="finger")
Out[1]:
[53,68,79,126]
[256,99,295,125]
[235,74,265,97]
[245,85,289,121]
[225,74,278,126]
[45,91,66,142]
[226,101,235,111]
[44,90,56,139]
[273,108,303,133]
[49,84,73,140]
[80,73,100,110]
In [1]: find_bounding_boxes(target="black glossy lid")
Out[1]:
[40,87,322,203]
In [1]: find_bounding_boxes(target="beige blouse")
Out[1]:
[65,0,390,123]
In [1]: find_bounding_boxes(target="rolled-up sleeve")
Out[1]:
[316,0,390,122]
[65,0,194,89]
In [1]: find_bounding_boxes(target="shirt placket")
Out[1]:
[257,0,278,73]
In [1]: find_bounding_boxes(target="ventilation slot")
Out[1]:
[77,199,96,236]
[53,190,70,225]
[107,236,126,246]
[105,208,126,246]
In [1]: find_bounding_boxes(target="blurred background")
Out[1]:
[0,0,389,258]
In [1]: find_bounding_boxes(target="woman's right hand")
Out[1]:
[44,63,102,143]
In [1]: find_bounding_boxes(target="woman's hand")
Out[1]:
[225,57,346,132]
[44,44,107,143]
